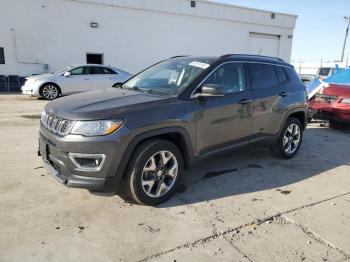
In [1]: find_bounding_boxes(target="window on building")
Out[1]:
[86,53,103,65]
[247,63,278,89]
[0,48,5,64]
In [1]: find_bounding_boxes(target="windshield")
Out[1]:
[54,66,72,75]
[122,57,215,95]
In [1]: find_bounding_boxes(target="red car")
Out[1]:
[309,84,350,125]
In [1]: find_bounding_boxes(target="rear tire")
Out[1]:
[329,120,342,129]
[273,117,303,159]
[40,84,60,100]
[124,139,184,206]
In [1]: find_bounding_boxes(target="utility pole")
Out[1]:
[341,16,350,62]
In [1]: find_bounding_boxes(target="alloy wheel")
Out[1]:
[42,85,59,100]
[141,150,178,198]
[283,123,301,154]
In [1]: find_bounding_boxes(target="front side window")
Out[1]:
[122,57,215,96]
[202,63,246,94]
[70,67,86,75]
[248,63,278,89]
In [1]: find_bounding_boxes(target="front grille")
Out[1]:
[41,112,73,136]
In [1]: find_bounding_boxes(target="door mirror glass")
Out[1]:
[63,71,71,77]
[195,84,225,98]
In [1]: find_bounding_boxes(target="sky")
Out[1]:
[215,0,350,62]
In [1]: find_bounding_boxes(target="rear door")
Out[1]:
[247,63,286,138]
[192,62,253,156]
[87,67,120,90]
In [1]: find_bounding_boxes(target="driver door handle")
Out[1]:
[239,98,253,105]
[279,91,289,97]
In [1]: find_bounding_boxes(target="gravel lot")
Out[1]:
[1,95,350,262]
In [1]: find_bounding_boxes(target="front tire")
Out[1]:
[40,84,60,100]
[124,139,183,206]
[274,117,303,159]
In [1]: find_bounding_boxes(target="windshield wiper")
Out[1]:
[132,86,153,94]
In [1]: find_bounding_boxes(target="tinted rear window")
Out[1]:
[247,63,278,89]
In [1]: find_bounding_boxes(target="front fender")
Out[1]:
[115,126,195,180]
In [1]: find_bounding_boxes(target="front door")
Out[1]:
[62,66,91,94]
[192,62,253,156]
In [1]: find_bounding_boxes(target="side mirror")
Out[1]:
[63,71,71,77]
[194,84,225,98]
[113,82,123,88]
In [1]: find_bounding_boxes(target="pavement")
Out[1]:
[0,94,350,262]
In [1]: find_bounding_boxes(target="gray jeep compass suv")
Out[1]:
[39,54,308,205]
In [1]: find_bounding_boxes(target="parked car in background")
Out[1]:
[309,84,350,127]
[21,64,131,100]
[38,55,307,205]
[299,74,315,85]
[299,67,337,86]
[316,67,336,80]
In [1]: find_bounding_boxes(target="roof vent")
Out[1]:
[191,1,196,8]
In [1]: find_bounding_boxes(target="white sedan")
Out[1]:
[21,64,132,100]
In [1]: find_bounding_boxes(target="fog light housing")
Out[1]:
[68,153,106,171]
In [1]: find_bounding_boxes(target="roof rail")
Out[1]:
[220,54,285,62]
[169,55,188,59]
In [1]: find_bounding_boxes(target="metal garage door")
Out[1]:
[248,32,280,57]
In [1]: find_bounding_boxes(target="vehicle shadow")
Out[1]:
[159,123,350,208]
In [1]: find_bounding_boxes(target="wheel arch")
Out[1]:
[39,82,62,96]
[278,108,307,136]
[116,127,194,181]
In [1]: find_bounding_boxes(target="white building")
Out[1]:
[0,0,297,76]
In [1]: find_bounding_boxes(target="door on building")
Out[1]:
[248,32,280,57]
[86,53,103,64]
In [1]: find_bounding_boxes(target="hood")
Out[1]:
[26,73,54,80]
[45,88,170,120]
[323,84,350,98]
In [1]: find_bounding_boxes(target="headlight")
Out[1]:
[70,120,123,136]
[341,98,350,104]
[40,111,47,123]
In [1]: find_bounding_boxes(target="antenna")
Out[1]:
[258,48,262,56]
[341,16,350,62]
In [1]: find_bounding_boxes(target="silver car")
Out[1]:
[21,64,132,100]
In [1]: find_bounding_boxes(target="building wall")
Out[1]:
[0,0,297,76]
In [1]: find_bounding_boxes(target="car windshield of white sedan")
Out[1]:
[54,66,72,75]
[122,58,214,95]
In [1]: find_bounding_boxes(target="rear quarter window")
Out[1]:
[285,67,302,83]
[275,66,288,84]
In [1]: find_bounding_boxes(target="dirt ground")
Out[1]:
[1,95,350,262]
